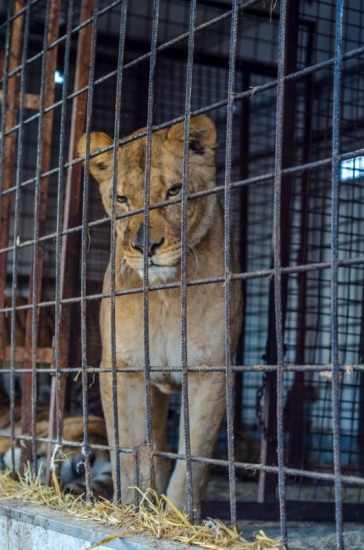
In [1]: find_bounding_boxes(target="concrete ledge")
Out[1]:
[0,500,189,550]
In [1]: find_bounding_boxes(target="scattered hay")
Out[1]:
[0,468,283,550]
[0,465,76,511]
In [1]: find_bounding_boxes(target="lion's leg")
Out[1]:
[100,369,146,505]
[166,372,226,521]
[151,384,171,496]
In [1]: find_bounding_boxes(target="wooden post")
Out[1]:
[0,0,25,356]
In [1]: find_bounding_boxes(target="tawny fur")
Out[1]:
[78,116,242,519]
[0,412,107,455]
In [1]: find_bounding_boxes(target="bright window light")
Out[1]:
[340,154,364,181]
[54,70,65,84]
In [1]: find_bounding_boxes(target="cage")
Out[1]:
[0,0,364,548]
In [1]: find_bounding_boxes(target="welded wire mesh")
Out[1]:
[0,1,364,548]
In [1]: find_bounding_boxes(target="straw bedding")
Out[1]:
[0,467,283,550]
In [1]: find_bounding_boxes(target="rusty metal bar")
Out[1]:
[0,249,364,309]
[109,0,128,503]
[3,362,364,375]
[78,0,99,501]
[6,136,364,213]
[258,0,299,510]
[202,501,364,523]
[20,0,61,474]
[137,0,161,507]
[233,71,250,439]
[133,443,155,506]
[179,0,197,523]
[0,427,364,488]
[270,0,291,543]
[46,0,75,486]
[359,301,364,477]
[143,0,160,443]
[3,38,364,150]
[3,90,364,204]
[0,0,361,539]
[331,0,344,547]
[223,0,239,528]
[55,0,94,456]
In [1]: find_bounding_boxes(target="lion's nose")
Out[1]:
[148,237,164,257]
[131,227,164,257]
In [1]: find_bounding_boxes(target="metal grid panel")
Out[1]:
[0,1,364,548]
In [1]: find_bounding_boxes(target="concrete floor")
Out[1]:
[239,522,364,549]
[206,476,364,503]
[206,476,364,548]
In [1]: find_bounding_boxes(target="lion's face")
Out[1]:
[78,116,217,283]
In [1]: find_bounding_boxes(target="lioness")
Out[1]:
[78,115,242,519]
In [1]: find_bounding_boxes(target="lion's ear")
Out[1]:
[167,115,217,155]
[78,132,114,184]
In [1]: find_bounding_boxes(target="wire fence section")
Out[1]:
[1,0,364,548]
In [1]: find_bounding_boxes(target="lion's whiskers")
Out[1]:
[187,241,199,275]
[119,258,129,281]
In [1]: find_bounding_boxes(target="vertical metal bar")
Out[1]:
[10,0,31,476]
[80,0,99,501]
[359,357,364,478]
[257,365,277,503]
[358,259,364,478]
[273,0,288,543]
[234,70,250,439]
[258,0,299,507]
[110,0,128,504]
[142,0,160,451]
[180,0,197,523]
[26,0,52,474]
[57,0,94,444]
[21,0,60,474]
[46,0,74,486]
[331,0,344,547]
[224,0,239,528]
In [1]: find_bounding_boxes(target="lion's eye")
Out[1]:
[167,185,182,199]
[117,195,127,203]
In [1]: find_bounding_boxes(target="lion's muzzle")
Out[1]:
[131,224,165,258]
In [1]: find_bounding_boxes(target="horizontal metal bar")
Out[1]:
[1,431,363,487]
[0,0,125,81]
[1,364,364,375]
[0,0,262,117]
[202,501,364,523]
[3,37,364,150]
[3,121,363,227]
[2,254,364,314]
[0,0,42,30]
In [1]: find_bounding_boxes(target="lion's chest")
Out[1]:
[108,280,225,392]
[114,289,183,390]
